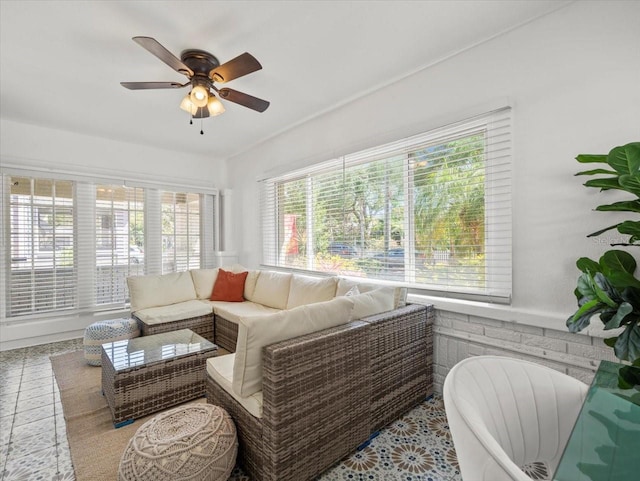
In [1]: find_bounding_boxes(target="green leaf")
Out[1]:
[595,200,640,213]
[618,174,640,197]
[576,273,597,299]
[607,143,640,176]
[613,323,640,362]
[603,302,633,330]
[604,336,617,348]
[600,250,637,275]
[592,273,617,307]
[575,169,618,176]
[576,154,608,164]
[617,221,640,244]
[606,270,640,290]
[587,223,621,238]
[618,365,640,389]
[584,178,625,191]
[567,299,601,332]
[576,257,601,274]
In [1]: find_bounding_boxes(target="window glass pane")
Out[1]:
[263,108,512,301]
[95,185,145,306]
[161,191,201,273]
[9,177,76,316]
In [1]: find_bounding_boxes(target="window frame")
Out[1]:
[261,108,512,303]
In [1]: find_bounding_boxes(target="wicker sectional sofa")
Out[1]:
[127,267,434,481]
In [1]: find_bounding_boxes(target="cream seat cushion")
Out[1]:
[286,275,338,309]
[208,301,280,324]
[233,296,355,397]
[207,354,263,419]
[128,271,197,312]
[134,300,212,325]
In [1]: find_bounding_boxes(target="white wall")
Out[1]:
[226,1,640,335]
[225,1,639,386]
[0,119,227,350]
[1,119,227,189]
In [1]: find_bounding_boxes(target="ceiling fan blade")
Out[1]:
[209,52,262,83]
[132,36,194,77]
[121,81,186,90]
[218,88,270,113]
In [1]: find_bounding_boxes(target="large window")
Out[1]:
[262,108,512,301]
[2,174,216,319]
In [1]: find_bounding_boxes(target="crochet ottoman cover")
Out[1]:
[118,404,237,481]
[83,318,140,366]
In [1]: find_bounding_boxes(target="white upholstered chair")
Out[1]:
[443,356,588,481]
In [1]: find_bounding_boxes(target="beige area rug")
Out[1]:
[51,350,205,481]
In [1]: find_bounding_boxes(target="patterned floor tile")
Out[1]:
[13,404,55,427]
[3,446,58,481]
[6,430,57,460]
[18,377,53,393]
[16,385,52,403]
[14,394,54,415]
[0,416,13,445]
[20,365,52,383]
[10,417,56,446]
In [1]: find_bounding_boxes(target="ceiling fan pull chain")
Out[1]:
[200,117,204,135]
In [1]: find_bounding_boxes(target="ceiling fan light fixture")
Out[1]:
[207,94,225,116]
[190,84,209,108]
[179,95,198,115]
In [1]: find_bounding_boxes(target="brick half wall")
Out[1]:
[432,309,619,393]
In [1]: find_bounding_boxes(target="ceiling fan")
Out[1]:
[121,36,269,128]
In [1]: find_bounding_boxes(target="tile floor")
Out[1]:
[0,339,461,481]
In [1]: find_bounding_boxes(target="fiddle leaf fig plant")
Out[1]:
[567,142,640,389]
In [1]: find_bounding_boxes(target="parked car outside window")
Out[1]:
[327,242,358,258]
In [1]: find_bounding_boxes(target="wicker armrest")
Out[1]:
[261,320,371,481]
[359,303,434,430]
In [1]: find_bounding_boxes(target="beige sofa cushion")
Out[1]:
[286,275,338,309]
[134,299,212,325]
[208,301,280,324]
[243,271,261,301]
[336,277,407,308]
[207,354,263,418]
[250,271,292,309]
[350,287,395,320]
[190,268,219,300]
[128,271,197,312]
[233,296,355,397]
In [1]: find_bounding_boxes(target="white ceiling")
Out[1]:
[1,1,569,160]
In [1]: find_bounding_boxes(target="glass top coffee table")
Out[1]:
[101,329,217,428]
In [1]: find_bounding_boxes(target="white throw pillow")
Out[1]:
[190,268,219,299]
[243,271,261,301]
[232,296,355,397]
[286,275,338,309]
[336,277,407,308]
[127,271,197,312]
[250,271,292,309]
[350,287,395,320]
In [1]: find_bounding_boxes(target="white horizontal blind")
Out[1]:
[262,108,512,301]
[9,177,76,316]
[160,191,202,273]
[2,173,216,320]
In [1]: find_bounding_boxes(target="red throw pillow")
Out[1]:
[210,269,248,302]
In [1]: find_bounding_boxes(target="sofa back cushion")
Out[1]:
[286,275,338,309]
[350,287,395,320]
[244,270,261,301]
[127,271,197,312]
[233,296,355,397]
[250,271,292,309]
[190,268,219,299]
[336,277,407,309]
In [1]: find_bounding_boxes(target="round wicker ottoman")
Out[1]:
[83,317,140,366]
[118,404,237,481]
